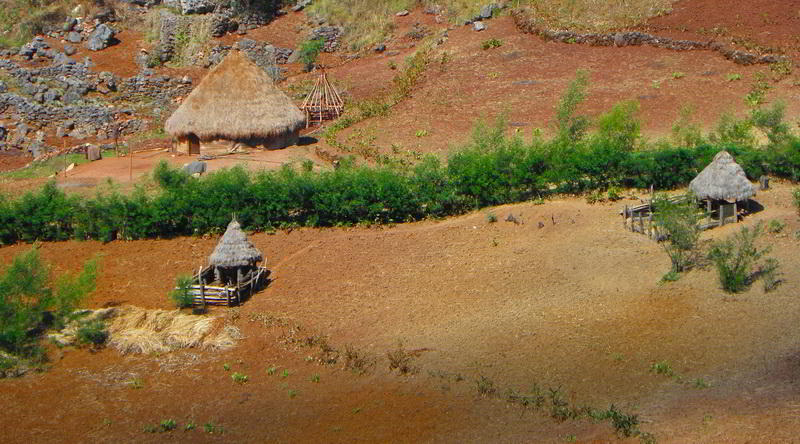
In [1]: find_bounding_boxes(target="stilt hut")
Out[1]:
[165,50,306,155]
[689,150,756,227]
[300,70,344,128]
[209,218,263,285]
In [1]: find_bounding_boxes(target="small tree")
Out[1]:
[554,70,590,145]
[708,222,772,293]
[793,188,800,214]
[297,38,325,72]
[169,274,194,309]
[652,194,704,276]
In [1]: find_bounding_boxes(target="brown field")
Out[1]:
[2,0,800,442]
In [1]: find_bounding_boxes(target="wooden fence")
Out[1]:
[620,194,739,240]
[183,266,269,307]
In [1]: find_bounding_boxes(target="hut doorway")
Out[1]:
[188,133,200,154]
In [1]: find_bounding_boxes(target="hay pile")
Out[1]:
[107,306,241,355]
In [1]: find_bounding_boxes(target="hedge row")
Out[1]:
[0,121,798,244]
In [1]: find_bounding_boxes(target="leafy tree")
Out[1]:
[554,70,590,144]
[594,100,641,152]
[297,38,325,72]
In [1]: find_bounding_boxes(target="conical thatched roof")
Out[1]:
[165,50,305,140]
[209,219,263,268]
[689,151,755,201]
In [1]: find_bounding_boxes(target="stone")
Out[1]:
[292,0,311,12]
[93,7,116,23]
[424,5,442,14]
[473,21,486,31]
[479,4,500,20]
[67,31,82,43]
[180,75,191,84]
[85,24,116,51]
[0,81,6,93]
[19,45,35,60]
[63,18,78,32]
[396,10,409,16]
[374,44,386,53]
[53,52,75,65]
[87,145,102,161]
[183,161,207,175]
[210,14,232,37]
[613,33,626,47]
[43,89,61,102]
[178,0,215,15]
[65,162,76,172]
[63,44,77,55]
[0,125,6,140]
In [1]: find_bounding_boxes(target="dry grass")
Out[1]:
[307,0,675,51]
[107,306,241,355]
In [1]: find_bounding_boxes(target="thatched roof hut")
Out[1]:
[209,219,263,268]
[165,50,305,154]
[689,151,755,202]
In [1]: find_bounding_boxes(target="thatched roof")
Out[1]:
[209,219,263,268]
[689,151,755,201]
[165,50,305,140]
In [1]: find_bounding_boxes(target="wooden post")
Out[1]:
[200,278,205,307]
[733,201,738,223]
[719,203,723,227]
[648,213,653,239]
[623,205,628,228]
[62,139,67,179]
[639,213,644,234]
[706,200,711,225]
[129,144,133,183]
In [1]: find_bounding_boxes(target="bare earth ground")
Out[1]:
[2,2,800,442]
[1,182,799,443]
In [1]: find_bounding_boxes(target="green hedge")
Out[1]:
[0,118,798,244]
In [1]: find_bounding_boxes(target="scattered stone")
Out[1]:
[396,10,409,16]
[86,24,116,51]
[63,17,78,32]
[53,52,75,66]
[505,213,520,224]
[424,5,442,14]
[473,21,486,31]
[43,89,61,103]
[479,4,499,20]
[292,0,311,12]
[512,79,537,86]
[180,75,191,84]
[0,81,6,93]
[63,44,77,55]
[374,44,386,53]
[0,126,6,141]
[93,7,116,24]
[173,0,215,15]
[67,31,82,43]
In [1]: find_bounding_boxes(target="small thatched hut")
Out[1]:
[209,218,263,285]
[689,150,756,226]
[165,50,306,154]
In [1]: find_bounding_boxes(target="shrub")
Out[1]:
[297,38,325,71]
[481,38,503,50]
[0,248,97,357]
[594,101,641,152]
[767,219,785,233]
[169,274,194,309]
[760,258,782,292]
[794,188,800,214]
[231,372,248,383]
[708,222,772,293]
[652,195,704,273]
[76,320,108,347]
[554,70,590,144]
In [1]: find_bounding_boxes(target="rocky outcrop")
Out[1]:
[86,24,117,51]
[310,26,342,52]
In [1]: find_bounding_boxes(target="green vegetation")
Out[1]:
[652,194,704,274]
[649,361,675,377]
[76,320,108,347]
[297,38,325,71]
[481,38,504,50]
[708,222,775,293]
[767,219,785,233]
[0,248,97,361]
[794,189,800,214]
[231,372,248,383]
[169,274,194,309]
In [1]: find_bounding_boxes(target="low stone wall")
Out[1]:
[511,9,787,66]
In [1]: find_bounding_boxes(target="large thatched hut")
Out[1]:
[209,218,263,285]
[165,50,305,154]
[689,150,756,226]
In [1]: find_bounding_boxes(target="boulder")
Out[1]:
[85,24,116,51]
[19,45,35,60]
[177,0,215,15]
[479,4,499,20]
[63,17,78,32]
[292,0,312,12]
[374,44,386,53]
[67,31,82,43]
[0,125,6,141]
[53,52,75,65]
[93,7,116,23]
[473,21,486,31]
[0,80,6,93]
[183,161,207,175]
[43,89,61,102]
[63,44,77,55]
[87,145,102,161]
[396,10,409,16]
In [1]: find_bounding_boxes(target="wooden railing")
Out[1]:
[181,266,268,307]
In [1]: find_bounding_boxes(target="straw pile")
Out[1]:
[107,306,241,355]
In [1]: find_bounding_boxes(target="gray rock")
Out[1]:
[19,45,35,60]
[33,92,44,103]
[210,14,234,37]
[85,24,116,51]
[29,141,46,158]
[63,44,77,55]
[67,31,82,43]
[63,17,78,32]
[374,44,386,53]
[396,10,409,16]
[178,0,215,14]
[424,5,442,14]
[93,7,116,23]
[183,161,207,175]
[473,21,486,31]
[62,89,82,104]
[0,125,6,141]
[0,81,6,93]
[43,89,61,102]
[53,52,75,65]
[479,4,499,20]
[292,0,311,12]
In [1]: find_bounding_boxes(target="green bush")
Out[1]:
[297,38,325,71]
[0,248,97,357]
[652,194,704,273]
[481,38,503,50]
[708,222,772,293]
[170,274,194,309]
[794,188,800,214]
[76,320,108,347]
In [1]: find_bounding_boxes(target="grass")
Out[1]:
[481,38,503,50]
[649,361,675,377]
[231,372,248,384]
[1,151,117,180]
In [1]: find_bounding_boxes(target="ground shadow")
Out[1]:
[298,136,318,146]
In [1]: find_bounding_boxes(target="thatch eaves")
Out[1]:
[165,50,305,140]
[689,151,755,201]
[209,219,263,268]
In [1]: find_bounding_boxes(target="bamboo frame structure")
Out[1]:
[300,69,344,128]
